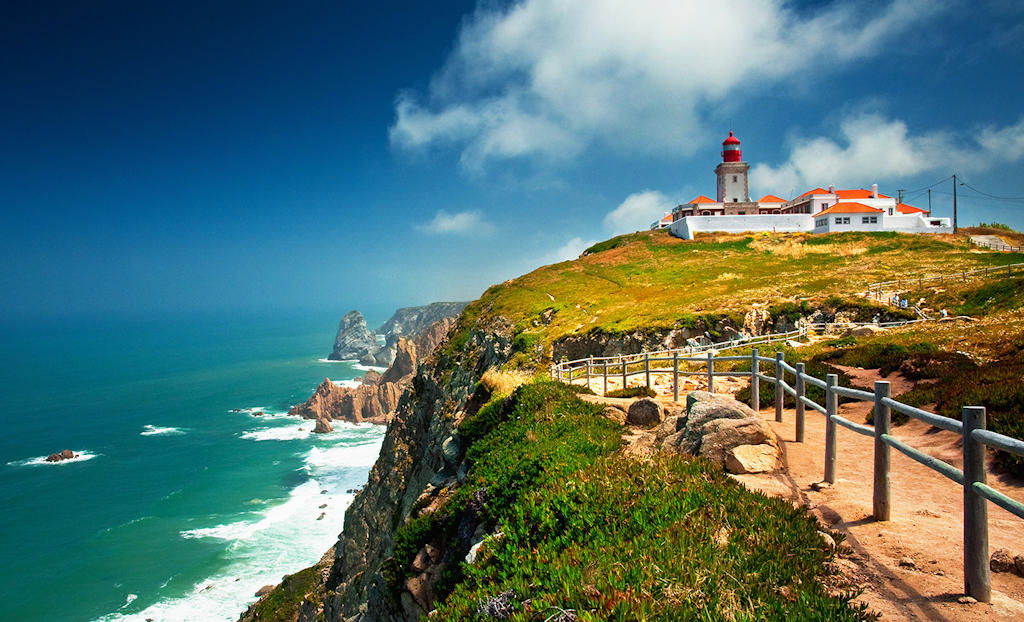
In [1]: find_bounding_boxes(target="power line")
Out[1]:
[957,178,1024,201]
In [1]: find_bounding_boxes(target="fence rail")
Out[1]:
[866,261,1024,303]
[553,347,1024,602]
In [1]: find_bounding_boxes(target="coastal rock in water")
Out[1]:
[254,585,276,597]
[327,311,378,361]
[314,416,333,434]
[45,449,76,462]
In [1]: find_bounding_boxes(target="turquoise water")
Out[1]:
[0,312,386,621]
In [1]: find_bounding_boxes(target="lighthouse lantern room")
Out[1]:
[714,131,750,204]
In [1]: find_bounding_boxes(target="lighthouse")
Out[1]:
[715,131,750,204]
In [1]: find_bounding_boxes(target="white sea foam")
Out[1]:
[331,379,362,389]
[352,363,387,373]
[100,430,386,622]
[120,594,137,609]
[239,425,312,442]
[140,425,185,436]
[316,357,356,363]
[8,450,99,467]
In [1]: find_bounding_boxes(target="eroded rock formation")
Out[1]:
[328,311,378,361]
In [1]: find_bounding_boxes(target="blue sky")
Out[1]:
[3,0,1024,319]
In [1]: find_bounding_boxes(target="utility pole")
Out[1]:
[897,189,904,205]
[928,189,932,214]
[953,174,958,234]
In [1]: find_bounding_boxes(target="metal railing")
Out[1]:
[555,348,1024,602]
[972,238,1024,253]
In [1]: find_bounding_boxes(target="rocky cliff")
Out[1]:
[328,311,378,361]
[291,319,456,432]
[359,302,468,367]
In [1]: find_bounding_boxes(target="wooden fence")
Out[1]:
[553,347,1024,602]
[867,261,1024,306]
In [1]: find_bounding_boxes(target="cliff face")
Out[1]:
[328,311,378,361]
[360,303,468,367]
[291,320,455,431]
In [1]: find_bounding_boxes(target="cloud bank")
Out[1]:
[604,190,675,234]
[751,113,1024,195]
[390,0,938,170]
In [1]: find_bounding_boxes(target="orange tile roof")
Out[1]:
[796,187,827,199]
[817,202,884,215]
[688,195,716,204]
[797,187,891,199]
[835,189,890,199]
[659,213,673,224]
[896,203,927,214]
[758,194,786,203]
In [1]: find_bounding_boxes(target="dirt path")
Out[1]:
[732,370,1024,620]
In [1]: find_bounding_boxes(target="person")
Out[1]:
[940,308,948,318]
[872,314,880,324]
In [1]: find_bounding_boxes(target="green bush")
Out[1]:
[605,386,657,398]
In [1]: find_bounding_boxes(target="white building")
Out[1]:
[660,132,952,239]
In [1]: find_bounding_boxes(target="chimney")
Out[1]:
[871,183,878,198]
[828,184,835,194]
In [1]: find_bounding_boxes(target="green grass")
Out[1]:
[454,229,1020,362]
[239,564,324,622]
[418,384,870,620]
[604,386,657,398]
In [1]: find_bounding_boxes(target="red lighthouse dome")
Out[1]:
[721,131,742,162]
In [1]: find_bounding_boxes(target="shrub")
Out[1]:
[605,385,658,398]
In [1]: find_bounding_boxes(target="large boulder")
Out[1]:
[327,310,378,361]
[699,417,778,467]
[627,398,664,427]
[683,391,759,453]
[655,415,686,443]
[725,444,781,474]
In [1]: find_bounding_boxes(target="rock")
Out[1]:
[810,481,833,491]
[441,435,461,465]
[319,503,327,509]
[601,405,626,425]
[255,585,275,597]
[958,595,977,604]
[655,415,686,442]
[817,531,836,550]
[898,557,916,569]
[1015,554,1024,576]
[660,430,688,454]
[314,416,333,434]
[317,513,326,521]
[699,417,778,467]
[327,311,378,361]
[252,411,264,417]
[725,443,781,474]
[626,398,664,427]
[411,548,431,572]
[990,548,1015,573]
[683,392,759,453]
[844,325,885,338]
[45,449,76,462]
[377,302,468,343]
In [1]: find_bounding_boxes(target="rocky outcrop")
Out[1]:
[292,339,422,428]
[45,449,76,462]
[328,311,378,361]
[378,302,468,342]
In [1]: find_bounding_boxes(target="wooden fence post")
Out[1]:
[963,405,991,602]
[795,362,806,442]
[555,364,561,383]
[644,353,651,389]
[706,351,714,393]
[603,360,608,395]
[621,357,627,390]
[672,352,679,402]
[775,352,785,423]
[586,356,593,391]
[750,348,760,411]
[873,381,892,521]
[824,374,838,484]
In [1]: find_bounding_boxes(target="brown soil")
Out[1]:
[734,369,1024,620]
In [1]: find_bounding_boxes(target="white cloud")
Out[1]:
[604,190,674,234]
[390,0,939,170]
[416,209,494,235]
[750,113,1024,195]
[541,236,597,265]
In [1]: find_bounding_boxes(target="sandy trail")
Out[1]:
[730,370,1024,620]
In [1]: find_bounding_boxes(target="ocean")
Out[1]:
[0,311,387,621]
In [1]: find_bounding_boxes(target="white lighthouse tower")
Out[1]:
[715,131,750,204]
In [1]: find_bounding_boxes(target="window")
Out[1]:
[822,202,829,210]
[733,198,738,202]
[869,216,877,224]
[732,175,737,182]
[835,216,850,225]
[738,211,746,215]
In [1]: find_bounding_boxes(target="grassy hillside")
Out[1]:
[463,229,1023,348]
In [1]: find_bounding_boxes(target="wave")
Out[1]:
[8,450,99,467]
[140,425,185,436]
[352,363,387,373]
[100,430,386,621]
[316,357,356,363]
[239,425,313,442]
[120,594,137,609]
[331,379,362,389]
[230,406,291,418]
